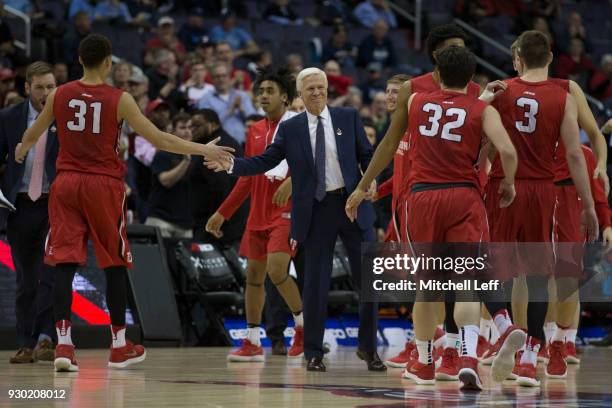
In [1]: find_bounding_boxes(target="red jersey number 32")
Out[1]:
[67,99,102,134]
[419,103,466,142]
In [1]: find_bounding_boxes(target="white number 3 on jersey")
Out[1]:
[67,99,102,134]
[515,97,538,134]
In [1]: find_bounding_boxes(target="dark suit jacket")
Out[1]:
[0,100,59,226]
[232,106,375,242]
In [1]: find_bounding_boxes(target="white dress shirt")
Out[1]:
[306,106,345,192]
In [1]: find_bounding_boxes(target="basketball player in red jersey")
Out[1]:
[15,34,234,372]
[206,67,305,361]
[352,46,518,389]
[482,30,598,387]
[375,24,504,376]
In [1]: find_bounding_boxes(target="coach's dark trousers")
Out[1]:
[6,195,55,348]
[303,192,377,360]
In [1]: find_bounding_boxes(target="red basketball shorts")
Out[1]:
[406,186,489,243]
[45,172,132,269]
[485,179,556,279]
[554,183,585,278]
[239,222,295,261]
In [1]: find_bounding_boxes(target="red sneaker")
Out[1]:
[402,361,435,385]
[227,339,264,362]
[537,342,549,364]
[288,327,304,358]
[435,347,459,381]
[458,356,483,391]
[477,335,490,359]
[545,341,567,378]
[433,328,445,366]
[516,362,540,387]
[491,325,527,382]
[564,342,580,364]
[508,350,522,380]
[54,344,79,372]
[108,341,146,369]
[480,339,498,365]
[385,341,415,368]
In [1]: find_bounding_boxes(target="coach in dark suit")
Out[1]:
[207,67,385,372]
[0,62,58,363]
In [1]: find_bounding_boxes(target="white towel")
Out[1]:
[264,110,298,181]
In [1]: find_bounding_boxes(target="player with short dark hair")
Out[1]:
[15,33,234,372]
[206,67,305,361]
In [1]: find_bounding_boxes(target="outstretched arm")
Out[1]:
[16,89,56,163]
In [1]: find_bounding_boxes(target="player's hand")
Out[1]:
[480,80,507,103]
[498,179,516,208]
[593,164,610,197]
[602,226,612,250]
[365,179,377,200]
[201,136,234,163]
[205,212,225,238]
[345,186,368,222]
[204,158,231,172]
[582,207,599,243]
[15,143,27,163]
[272,178,292,206]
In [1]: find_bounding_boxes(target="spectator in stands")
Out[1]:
[194,37,216,67]
[109,60,133,90]
[324,60,353,98]
[453,0,496,24]
[0,68,15,108]
[93,0,133,24]
[315,0,350,26]
[0,12,15,66]
[247,51,273,80]
[357,19,396,69]
[145,48,179,101]
[197,62,256,144]
[555,38,596,90]
[322,25,358,69]
[126,0,158,26]
[52,62,69,85]
[206,41,252,91]
[290,96,305,113]
[189,109,246,243]
[358,62,386,104]
[4,90,23,106]
[590,54,612,102]
[354,0,397,29]
[178,7,208,51]
[69,0,95,20]
[145,112,195,238]
[145,16,187,62]
[210,9,259,58]
[199,0,249,19]
[530,0,561,20]
[558,11,591,54]
[362,117,377,146]
[62,11,92,80]
[180,59,214,108]
[264,0,303,26]
[128,70,150,112]
[370,91,388,137]
[286,53,303,76]
[531,16,558,54]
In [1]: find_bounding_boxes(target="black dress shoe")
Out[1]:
[356,350,387,372]
[306,357,326,372]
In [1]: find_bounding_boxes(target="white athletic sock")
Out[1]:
[520,336,540,366]
[490,321,500,344]
[56,320,73,346]
[493,309,512,336]
[460,325,479,357]
[445,332,459,350]
[479,318,492,339]
[565,329,578,344]
[416,339,433,365]
[544,322,557,344]
[293,312,303,328]
[552,325,569,343]
[111,325,126,348]
[247,326,261,346]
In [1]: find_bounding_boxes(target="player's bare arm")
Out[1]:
[569,80,609,195]
[15,89,57,163]
[482,105,518,207]
[117,92,234,162]
[561,92,599,241]
[345,82,412,221]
